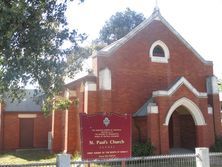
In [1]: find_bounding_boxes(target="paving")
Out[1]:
[169,148,195,154]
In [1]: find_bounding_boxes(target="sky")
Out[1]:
[66,0,222,79]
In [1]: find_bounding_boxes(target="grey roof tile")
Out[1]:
[4,90,42,112]
[133,97,154,117]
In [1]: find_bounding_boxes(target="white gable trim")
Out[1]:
[152,77,207,98]
[94,10,212,65]
[164,97,206,126]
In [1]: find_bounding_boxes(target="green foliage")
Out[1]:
[54,98,72,111]
[132,140,155,157]
[42,96,79,116]
[211,136,222,152]
[0,0,87,102]
[66,46,92,77]
[218,79,222,91]
[72,152,81,160]
[99,8,145,44]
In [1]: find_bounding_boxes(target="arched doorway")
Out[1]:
[169,106,196,149]
[164,97,206,152]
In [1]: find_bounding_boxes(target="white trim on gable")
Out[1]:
[152,77,207,98]
[164,97,206,126]
[93,9,212,65]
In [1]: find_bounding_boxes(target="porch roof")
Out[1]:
[133,97,154,117]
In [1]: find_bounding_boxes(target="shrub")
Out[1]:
[72,152,81,160]
[210,136,222,152]
[132,140,155,157]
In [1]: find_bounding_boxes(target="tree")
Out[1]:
[219,79,222,91]
[99,8,145,44]
[0,0,87,102]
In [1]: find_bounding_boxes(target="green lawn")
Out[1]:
[0,149,56,164]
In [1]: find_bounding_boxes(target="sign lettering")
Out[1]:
[80,113,132,160]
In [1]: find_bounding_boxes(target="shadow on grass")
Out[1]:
[0,149,56,163]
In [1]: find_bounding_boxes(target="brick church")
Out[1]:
[51,8,221,154]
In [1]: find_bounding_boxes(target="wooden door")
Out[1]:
[20,118,34,148]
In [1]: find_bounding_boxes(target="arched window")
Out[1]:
[153,45,165,57]
[149,40,170,63]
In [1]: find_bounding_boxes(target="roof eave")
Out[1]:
[65,74,97,89]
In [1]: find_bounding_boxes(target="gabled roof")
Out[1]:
[4,89,42,112]
[134,76,208,117]
[93,8,212,65]
[65,72,96,89]
[152,77,207,98]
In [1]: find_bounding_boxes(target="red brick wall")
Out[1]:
[2,113,20,150]
[2,112,51,151]
[208,94,222,136]
[96,20,213,116]
[153,85,216,153]
[90,20,216,154]
[52,19,220,155]
[98,91,112,113]
[52,110,64,152]
[0,104,3,151]
[133,117,147,143]
[87,91,98,114]
[67,97,81,154]
[34,114,51,148]
[52,85,84,153]
[147,114,160,154]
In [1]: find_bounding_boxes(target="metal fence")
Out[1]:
[0,155,196,167]
[71,154,196,167]
[0,162,56,167]
[1,149,222,167]
[210,152,222,167]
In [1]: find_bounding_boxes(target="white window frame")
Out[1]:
[99,68,112,90]
[149,40,170,63]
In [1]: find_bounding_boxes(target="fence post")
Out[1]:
[56,154,71,167]
[195,147,210,167]
[121,160,126,167]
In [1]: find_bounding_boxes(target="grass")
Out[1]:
[0,149,56,164]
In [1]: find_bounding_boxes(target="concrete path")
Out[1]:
[169,148,195,154]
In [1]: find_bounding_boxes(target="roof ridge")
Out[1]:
[94,10,212,65]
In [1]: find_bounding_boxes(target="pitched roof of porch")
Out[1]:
[133,97,154,117]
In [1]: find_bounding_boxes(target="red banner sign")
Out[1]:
[80,113,132,160]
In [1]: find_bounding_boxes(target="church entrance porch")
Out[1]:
[169,106,196,150]
[156,97,208,154]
